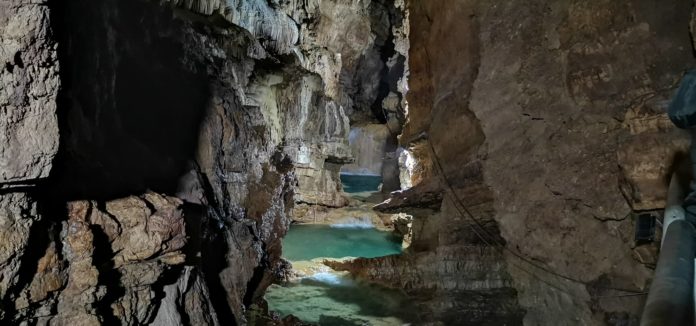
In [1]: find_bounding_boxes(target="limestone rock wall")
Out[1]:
[337,0,696,324]
[342,124,391,176]
[0,0,406,324]
[158,0,409,209]
[0,0,59,321]
[0,0,59,183]
[467,1,693,324]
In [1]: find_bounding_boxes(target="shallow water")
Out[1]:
[267,214,413,324]
[340,173,383,194]
[281,224,402,261]
[265,273,417,326]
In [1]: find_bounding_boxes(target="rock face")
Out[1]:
[6,0,691,324]
[343,124,391,176]
[0,0,406,324]
[0,0,59,183]
[29,195,186,325]
[337,0,696,325]
[0,0,60,321]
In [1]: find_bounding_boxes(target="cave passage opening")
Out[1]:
[268,132,412,323]
[252,0,417,322]
[264,58,418,325]
[264,81,418,326]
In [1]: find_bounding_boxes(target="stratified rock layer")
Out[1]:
[338,0,696,325]
[6,0,693,325]
[343,124,391,176]
[0,0,407,324]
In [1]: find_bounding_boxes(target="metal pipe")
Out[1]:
[663,173,687,247]
[641,219,696,326]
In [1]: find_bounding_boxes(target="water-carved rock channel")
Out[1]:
[5,0,696,324]
[265,175,418,325]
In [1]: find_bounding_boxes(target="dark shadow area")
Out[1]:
[42,0,239,324]
[90,224,125,324]
[200,214,237,325]
[195,171,239,324]
[47,0,210,201]
[367,0,406,125]
[244,264,268,306]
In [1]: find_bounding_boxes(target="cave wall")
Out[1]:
[0,0,60,321]
[0,0,407,324]
[336,0,696,325]
[469,1,694,324]
[342,124,391,176]
[7,0,690,324]
[410,0,694,324]
[2,0,299,323]
[161,0,410,210]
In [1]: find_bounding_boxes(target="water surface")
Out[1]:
[340,173,383,194]
[282,224,402,261]
[266,273,417,326]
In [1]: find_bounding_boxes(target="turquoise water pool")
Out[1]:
[265,273,418,325]
[266,221,413,324]
[340,174,383,193]
[281,224,402,261]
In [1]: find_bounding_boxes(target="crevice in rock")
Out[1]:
[90,224,124,324]
[13,52,23,69]
[200,218,235,324]
[145,264,187,325]
[0,203,51,322]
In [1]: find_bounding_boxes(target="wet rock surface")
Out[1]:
[3,0,694,325]
[336,0,696,325]
[0,0,407,324]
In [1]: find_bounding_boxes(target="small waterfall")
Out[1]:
[306,271,354,286]
[330,216,374,229]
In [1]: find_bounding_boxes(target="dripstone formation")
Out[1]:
[2,0,696,325]
[0,0,406,324]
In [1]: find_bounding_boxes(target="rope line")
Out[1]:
[424,138,647,299]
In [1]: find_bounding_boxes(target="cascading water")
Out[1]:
[265,222,415,325]
[264,173,416,325]
[265,272,417,325]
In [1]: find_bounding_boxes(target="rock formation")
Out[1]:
[0,0,60,322]
[334,0,696,325]
[342,124,391,176]
[3,0,696,325]
[0,0,406,324]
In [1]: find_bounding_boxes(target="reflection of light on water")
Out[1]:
[330,216,374,229]
[339,173,383,194]
[308,271,346,285]
[281,224,402,261]
[268,225,414,325]
[266,269,417,326]
[303,266,354,286]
